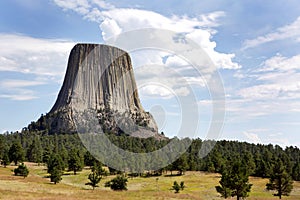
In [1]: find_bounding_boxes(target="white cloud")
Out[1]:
[139,85,174,99]
[53,0,240,70]
[92,0,115,10]
[0,92,38,101]
[135,65,192,99]
[0,79,46,88]
[260,54,300,72]
[239,54,300,101]
[268,137,291,147]
[0,33,75,80]
[52,0,241,101]
[0,79,47,101]
[243,16,300,49]
[98,9,240,70]
[223,52,300,123]
[0,34,75,100]
[239,82,300,100]
[53,0,91,14]
[243,131,262,144]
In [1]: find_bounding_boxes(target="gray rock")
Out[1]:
[34,44,163,139]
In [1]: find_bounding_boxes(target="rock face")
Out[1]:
[32,44,160,138]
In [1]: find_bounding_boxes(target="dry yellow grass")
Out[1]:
[1,163,300,200]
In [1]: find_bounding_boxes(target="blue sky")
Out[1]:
[1,0,300,147]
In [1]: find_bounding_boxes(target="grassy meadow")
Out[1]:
[1,162,300,200]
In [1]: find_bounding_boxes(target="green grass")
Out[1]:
[1,162,300,200]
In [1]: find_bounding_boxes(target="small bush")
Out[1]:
[105,175,128,191]
[14,163,29,178]
[172,181,185,193]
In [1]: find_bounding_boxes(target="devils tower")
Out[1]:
[30,44,160,138]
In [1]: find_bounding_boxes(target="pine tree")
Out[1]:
[9,141,25,165]
[27,136,43,164]
[9,142,24,165]
[68,149,84,175]
[266,159,293,199]
[173,153,189,175]
[50,166,62,184]
[172,181,185,193]
[84,151,96,167]
[292,162,300,181]
[47,153,64,174]
[1,149,10,167]
[91,162,108,177]
[216,161,252,200]
[172,181,181,193]
[47,153,64,183]
[86,170,101,190]
[215,169,232,199]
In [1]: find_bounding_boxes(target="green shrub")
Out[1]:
[14,163,29,178]
[105,175,128,191]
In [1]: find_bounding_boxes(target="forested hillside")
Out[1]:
[1,130,300,181]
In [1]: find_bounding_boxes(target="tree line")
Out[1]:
[1,130,300,180]
[0,130,299,198]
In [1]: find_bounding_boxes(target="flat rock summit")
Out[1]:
[30,44,162,139]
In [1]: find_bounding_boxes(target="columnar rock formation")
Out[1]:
[31,44,160,138]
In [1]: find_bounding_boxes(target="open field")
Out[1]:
[1,162,300,200]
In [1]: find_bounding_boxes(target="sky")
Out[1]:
[0,0,300,147]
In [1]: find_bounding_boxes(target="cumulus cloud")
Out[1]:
[0,33,75,80]
[53,0,240,70]
[243,16,300,49]
[134,63,195,98]
[52,0,240,100]
[101,10,240,70]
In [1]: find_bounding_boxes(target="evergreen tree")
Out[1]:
[47,153,64,184]
[68,149,84,175]
[172,181,181,193]
[59,145,69,169]
[1,149,10,167]
[216,161,252,200]
[292,162,300,181]
[86,170,102,190]
[211,151,225,173]
[27,136,43,164]
[9,141,25,165]
[173,153,189,175]
[242,151,256,175]
[180,181,185,190]
[206,158,216,173]
[0,135,5,159]
[42,148,51,164]
[172,181,185,193]
[84,151,96,167]
[91,162,108,177]
[14,163,29,178]
[47,153,64,174]
[266,159,293,199]
[50,166,62,184]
